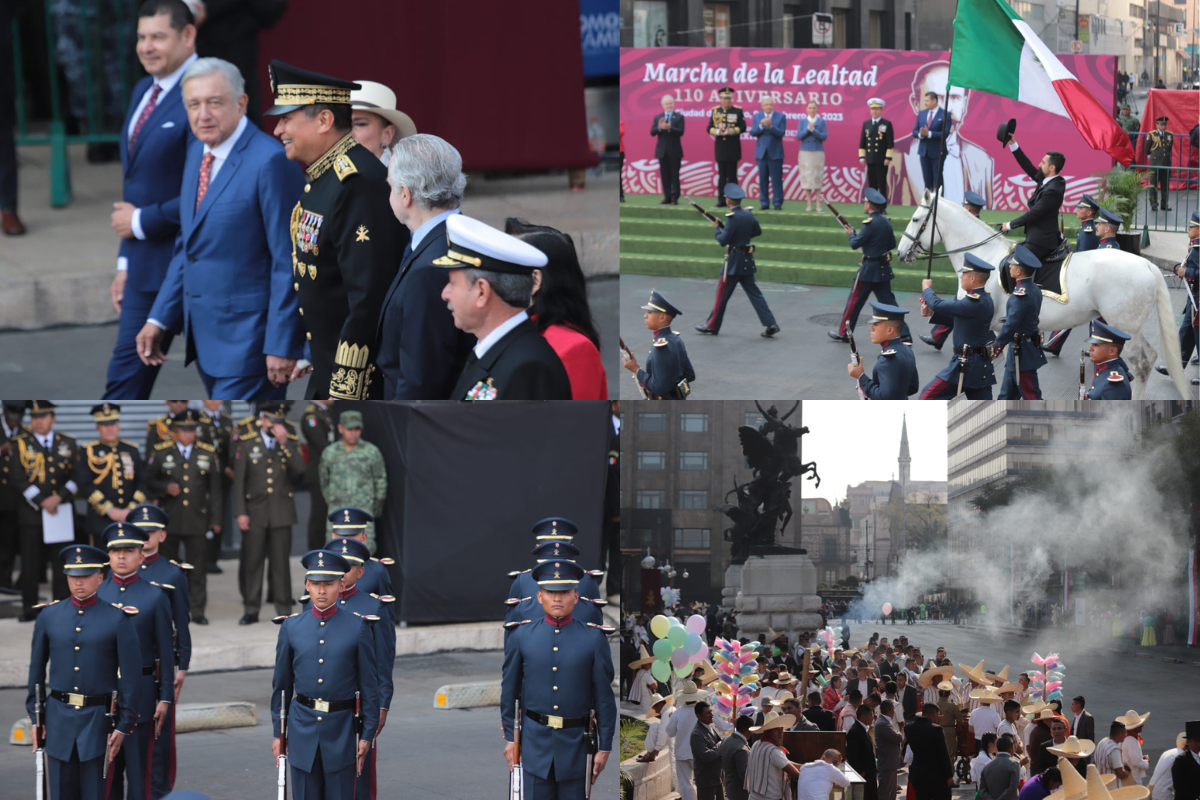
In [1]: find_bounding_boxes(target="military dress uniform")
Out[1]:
[11,401,80,615]
[319,416,387,551]
[832,189,911,342]
[233,405,305,621]
[635,291,694,400]
[200,406,235,572]
[302,402,337,551]
[97,523,175,800]
[505,540,606,640]
[144,408,216,453]
[1084,320,1133,399]
[145,411,222,621]
[271,550,380,800]
[995,247,1048,400]
[502,560,616,800]
[1158,214,1199,378]
[1044,195,1103,357]
[328,507,395,627]
[26,544,141,800]
[918,255,998,400]
[923,190,989,351]
[266,61,407,400]
[856,302,919,400]
[77,405,146,548]
[860,99,895,195]
[709,89,745,208]
[698,184,779,336]
[0,402,32,589]
[1145,119,1174,211]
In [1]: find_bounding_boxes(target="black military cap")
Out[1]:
[90,403,120,423]
[718,87,734,97]
[2,401,25,415]
[1155,116,1169,124]
[996,118,1016,144]
[266,60,361,116]
[640,289,682,318]
[60,544,107,576]
[170,409,202,429]
[28,401,56,417]
[257,402,289,423]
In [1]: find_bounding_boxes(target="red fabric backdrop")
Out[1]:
[257,0,595,171]
[1138,89,1200,186]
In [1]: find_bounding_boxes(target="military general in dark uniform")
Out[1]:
[77,404,146,548]
[1144,115,1174,212]
[622,290,694,400]
[709,88,745,209]
[694,183,779,337]
[917,254,998,400]
[859,98,895,196]
[830,189,911,344]
[267,60,407,400]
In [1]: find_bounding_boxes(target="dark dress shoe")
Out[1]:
[2,210,26,235]
[919,334,943,351]
[827,330,849,342]
[671,199,679,205]
[694,324,716,334]
[660,199,672,204]
[761,325,780,338]
[238,614,258,625]
[1161,205,1171,211]
[193,616,209,625]
[1155,365,1170,376]
[19,612,37,622]
[206,563,223,574]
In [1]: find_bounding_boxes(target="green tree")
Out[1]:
[881,492,948,552]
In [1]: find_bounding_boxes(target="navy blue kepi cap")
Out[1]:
[1190,211,1199,226]
[963,253,995,274]
[963,190,986,209]
[1085,318,1131,345]
[641,289,682,317]
[1078,194,1100,211]
[868,301,908,322]
[531,517,578,541]
[61,544,108,576]
[532,540,580,560]
[302,549,351,580]
[1097,208,1123,227]
[103,522,149,550]
[328,506,374,531]
[724,183,746,201]
[327,537,370,565]
[129,503,169,531]
[864,188,887,207]
[532,559,585,590]
[1009,244,1042,271]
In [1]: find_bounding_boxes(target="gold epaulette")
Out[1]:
[120,440,139,448]
[82,440,100,449]
[115,604,139,615]
[504,619,533,630]
[154,441,174,451]
[172,560,194,571]
[376,558,394,566]
[353,611,380,623]
[32,600,58,610]
[195,441,216,452]
[306,133,357,182]
[151,581,175,591]
[587,622,617,634]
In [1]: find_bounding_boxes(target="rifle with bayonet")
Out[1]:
[584,712,598,800]
[619,337,650,399]
[277,689,289,800]
[34,684,46,800]
[686,197,724,229]
[510,699,522,800]
[956,345,969,396]
[103,689,117,780]
[847,331,867,400]
[825,202,856,235]
[354,690,364,777]
[1079,348,1088,399]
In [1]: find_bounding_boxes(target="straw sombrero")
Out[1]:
[985,665,1011,684]
[765,627,786,644]
[775,691,796,703]
[749,712,797,734]
[1046,736,1096,758]
[969,686,1004,704]
[936,681,954,692]
[920,665,957,688]
[960,660,991,686]
[628,645,655,669]
[996,682,1024,696]
[1046,760,1149,800]
[676,680,704,704]
[774,671,799,686]
[1115,710,1150,729]
[1176,732,1187,749]
[696,660,721,687]
[1023,700,1051,716]
[644,693,674,719]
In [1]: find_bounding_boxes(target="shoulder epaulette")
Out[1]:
[1107,371,1126,383]
[377,595,394,603]
[654,338,669,347]
[198,412,212,424]
[725,211,735,218]
[299,594,310,602]
[82,439,100,449]
[272,615,289,625]
[504,619,533,630]
[57,431,76,440]
[172,560,194,571]
[32,600,58,610]
[333,154,358,181]
[580,596,609,607]
[863,218,872,225]
[120,440,139,448]
[506,570,522,578]
[353,612,380,623]
[881,349,897,356]
[587,570,605,578]
[118,605,139,615]
[195,441,217,452]
[378,558,395,566]
[151,582,175,591]
[1013,287,1026,296]
[154,441,174,451]
[505,596,530,607]
[966,292,980,300]
[304,403,319,416]
[587,622,617,634]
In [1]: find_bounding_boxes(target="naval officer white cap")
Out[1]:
[432,214,549,274]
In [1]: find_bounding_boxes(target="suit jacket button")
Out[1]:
[294,283,300,291]
[307,332,312,340]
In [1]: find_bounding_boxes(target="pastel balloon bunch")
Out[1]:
[647,614,710,683]
[1029,652,1066,702]
[711,637,761,719]
[660,586,681,607]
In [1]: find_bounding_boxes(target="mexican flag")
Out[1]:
[948,0,1135,166]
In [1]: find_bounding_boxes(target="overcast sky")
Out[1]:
[794,401,948,506]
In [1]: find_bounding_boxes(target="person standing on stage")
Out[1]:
[860,99,894,196]
[913,92,946,195]
[709,88,745,209]
[651,95,685,205]
[750,96,787,211]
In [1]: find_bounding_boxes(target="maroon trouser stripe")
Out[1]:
[919,378,952,400]
[838,282,864,336]
[706,270,729,328]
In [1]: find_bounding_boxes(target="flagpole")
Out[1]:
[927,0,959,281]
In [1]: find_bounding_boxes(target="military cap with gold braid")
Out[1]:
[90,403,121,423]
[129,503,169,531]
[266,60,361,116]
[301,548,351,580]
[170,408,202,429]
[329,505,373,531]
[29,401,57,417]
[432,214,548,274]
[532,558,584,590]
[102,521,149,550]
[531,516,577,541]
[532,540,580,562]
[327,536,370,565]
[640,289,682,317]
[60,544,108,576]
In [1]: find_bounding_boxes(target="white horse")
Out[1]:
[896,190,1188,399]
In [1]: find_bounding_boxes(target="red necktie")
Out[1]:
[196,152,215,211]
[129,84,162,151]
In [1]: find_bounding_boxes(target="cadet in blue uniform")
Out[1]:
[695,183,779,337]
[1095,207,1122,249]
[847,302,918,399]
[1044,194,1102,356]
[327,507,395,626]
[1084,319,1133,399]
[272,550,380,800]
[830,188,911,343]
[1155,211,1200,384]
[502,559,616,799]
[98,522,175,800]
[27,544,141,800]
[624,290,695,400]
[77,404,146,548]
[128,503,190,800]
[505,523,607,637]
[920,190,987,351]
[994,246,1047,399]
[917,253,998,399]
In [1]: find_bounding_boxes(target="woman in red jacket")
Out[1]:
[506,219,608,399]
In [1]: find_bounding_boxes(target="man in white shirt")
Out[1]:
[797,749,852,800]
[666,683,704,800]
[973,733,998,784]
[1094,722,1131,785]
[1147,732,1186,800]
[970,691,1003,751]
[746,714,802,800]
[628,648,659,716]
[639,694,675,763]
[1117,711,1151,785]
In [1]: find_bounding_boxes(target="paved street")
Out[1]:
[619,273,1199,400]
[0,651,619,799]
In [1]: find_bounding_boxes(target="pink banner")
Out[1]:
[621,47,1120,210]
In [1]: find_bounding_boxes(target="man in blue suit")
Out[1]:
[376,134,474,399]
[105,0,197,399]
[136,58,306,400]
[912,92,946,195]
[750,97,787,211]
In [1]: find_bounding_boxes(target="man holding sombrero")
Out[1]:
[1116,711,1151,786]
[627,645,658,717]
[745,713,801,800]
[637,693,675,764]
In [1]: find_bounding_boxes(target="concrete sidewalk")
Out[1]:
[0,144,618,330]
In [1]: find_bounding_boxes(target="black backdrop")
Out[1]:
[337,402,611,624]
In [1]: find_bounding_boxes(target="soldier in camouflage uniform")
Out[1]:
[318,410,387,552]
[76,403,146,547]
[201,400,235,575]
[301,400,336,550]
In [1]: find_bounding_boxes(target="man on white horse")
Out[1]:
[994,246,1048,399]
[916,253,997,399]
[999,129,1065,265]
[1155,211,1200,386]
[1084,319,1133,399]
[1043,195,1102,357]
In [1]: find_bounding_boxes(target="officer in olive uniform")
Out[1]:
[995,245,1047,399]
[1095,208,1122,249]
[917,254,998,399]
[623,290,694,400]
[1156,211,1200,383]
[502,559,617,800]
[233,403,305,624]
[128,503,191,799]
[1043,194,1103,356]
[271,549,380,800]
[1145,115,1173,211]
[145,410,222,625]
[830,189,911,343]
[302,401,336,551]
[1084,319,1133,399]
[859,98,895,195]
[920,190,988,351]
[98,522,174,800]
[847,302,919,399]
[327,507,395,627]
[266,61,407,400]
[77,404,146,548]
[12,401,80,618]
[200,401,234,575]
[145,401,215,453]
[709,88,745,209]
[695,183,779,337]
[27,544,141,800]
[1,401,32,589]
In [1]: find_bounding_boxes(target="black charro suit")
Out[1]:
[1007,146,1065,259]
[650,111,685,202]
[1172,747,1200,800]
[376,217,473,400]
[450,317,572,400]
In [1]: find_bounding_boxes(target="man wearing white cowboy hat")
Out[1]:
[1115,712,1151,786]
[349,81,417,164]
[1146,731,1188,800]
[666,680,705,800]
[746,713,802,800]
[627,645,658,716]
[637,693,675,763]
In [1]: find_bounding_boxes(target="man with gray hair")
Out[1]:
[376,133,474,399]
[435,214,572,399]
[136,56,306,399]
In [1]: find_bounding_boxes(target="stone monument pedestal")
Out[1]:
[734,553,824,642]
[721,563,742,609]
